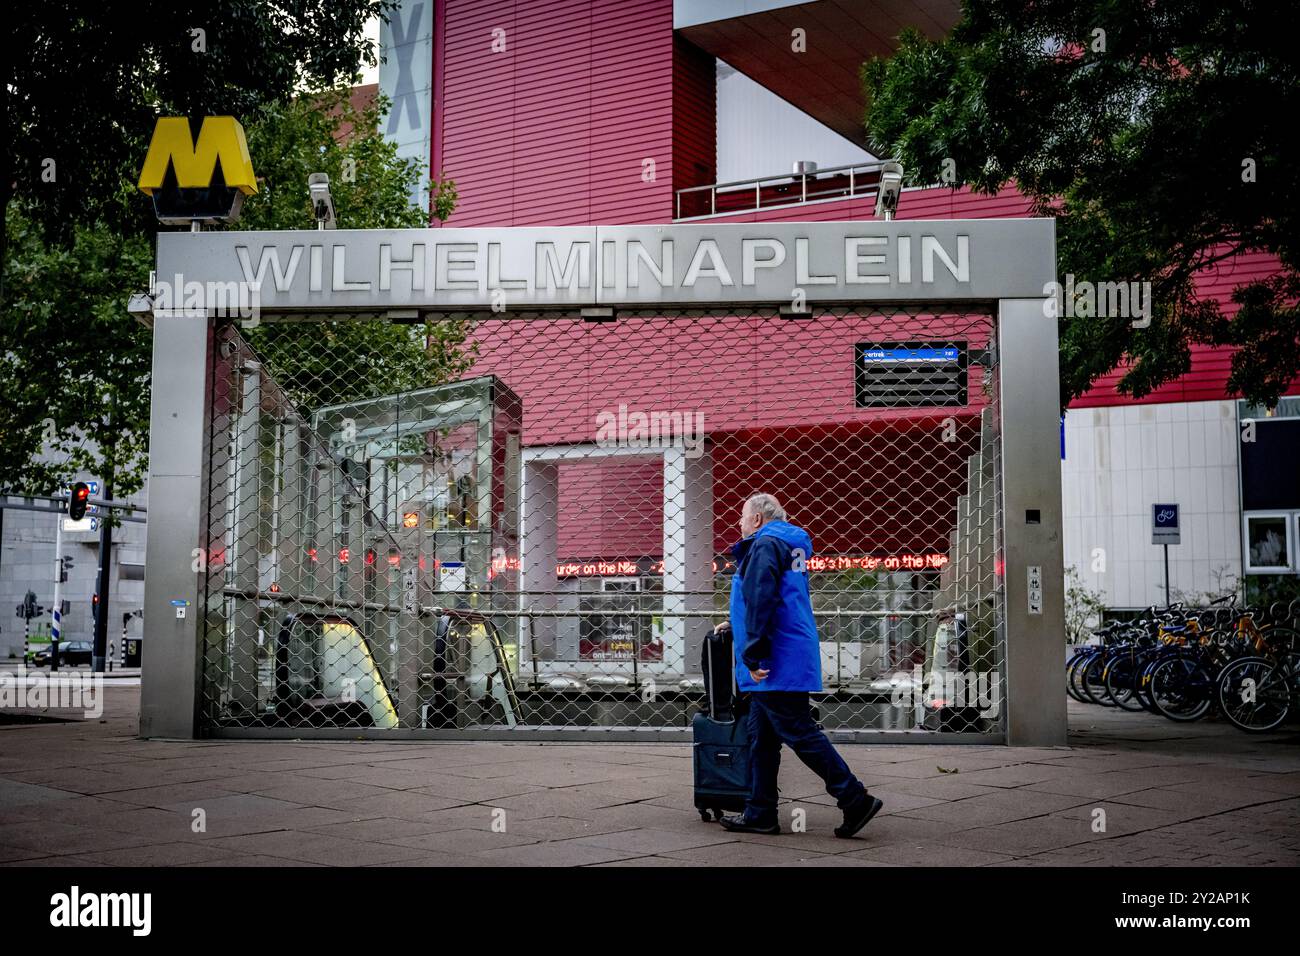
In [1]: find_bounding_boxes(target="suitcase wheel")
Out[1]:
[699,809,712,822]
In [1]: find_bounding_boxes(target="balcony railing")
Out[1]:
[674,159,894,220]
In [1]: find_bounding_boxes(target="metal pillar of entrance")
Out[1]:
[139,219,1065,745]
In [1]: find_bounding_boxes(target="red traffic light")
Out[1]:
[69,482,90,521]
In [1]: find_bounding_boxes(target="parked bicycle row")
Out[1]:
[1067,597,1300,732]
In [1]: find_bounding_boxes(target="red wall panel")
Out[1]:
[672,34,716,197]
[468,314,991,446]
[438,0,678,226]
[428,2,1294,561]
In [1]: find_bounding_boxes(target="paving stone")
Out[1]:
[0,821,157,856]
[657,840,841,866]
[0,854,112,867]
[0,778,85,809]
[3,684,1297,866]
[768,854,903,866]
[205,829,431,866]
[566,826,736,855]
[590,854,711,867]
[407,777,548,803]
[94,782,243,808]
[1048,801,1187,835]
[178,855,327,867]
[246,778,413,810]
[366,852,511,867]
[327,790,470,822]
[379,827,542,854]
[944,817,1100,856]
[843,842,1016,866]
[938,763,1078,788]
[570,802,704,830]
[302,816,448,843]
[471,840,642,866]
[1107,787,1276,816]
[0,794,139,824]
[504,815,631,842]
[898,789,1089,827]
[487,788,639,819]
[77,841,243,866]
[880,777,1005,801]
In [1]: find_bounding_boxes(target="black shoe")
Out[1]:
[834,794,883,838]
[719,813,781,835]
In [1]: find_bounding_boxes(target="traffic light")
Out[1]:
[58,555,74,583]
[69,482,90,521]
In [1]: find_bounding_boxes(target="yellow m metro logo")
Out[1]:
[137,117,258,196]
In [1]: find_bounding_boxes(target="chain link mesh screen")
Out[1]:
[199,308,1005,737]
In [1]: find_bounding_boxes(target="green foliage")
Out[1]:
[861,0,1300,408]
[2,80,467,497]
[237,90,440,233]
[1170,565,1240,607]
[1064,565,1107,643]
[1243,574,1300,614]
[7,0,395,245]
[1,211,153,496]
[235,90,472,416]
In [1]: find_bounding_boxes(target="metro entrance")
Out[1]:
[137,220,1066,745]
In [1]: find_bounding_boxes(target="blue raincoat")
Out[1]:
[729,520,822,692]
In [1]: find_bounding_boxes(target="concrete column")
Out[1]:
[229,361,262,715]
[683,448,715,676]
[997,298,1067,746]
[662,447,713,679]
[139,315,214,739]
[520,458,559,668]
[277,421,306,599]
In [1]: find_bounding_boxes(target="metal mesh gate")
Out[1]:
[198,307,1005,738]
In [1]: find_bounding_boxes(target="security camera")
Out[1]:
[874,161,904,221]
[308,172,336,230]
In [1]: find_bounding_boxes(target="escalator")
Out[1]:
[271,608,520,729]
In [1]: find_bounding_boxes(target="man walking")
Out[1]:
[719,493,883,837]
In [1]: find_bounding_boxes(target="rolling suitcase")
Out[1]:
[692,626,751,822]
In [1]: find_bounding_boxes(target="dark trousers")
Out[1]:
[744,690,866,825]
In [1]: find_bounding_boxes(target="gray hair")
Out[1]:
[744,493,786,524]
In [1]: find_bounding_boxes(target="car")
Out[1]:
[31,641,93,667]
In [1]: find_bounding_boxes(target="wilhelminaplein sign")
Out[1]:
[152,220,1056,316]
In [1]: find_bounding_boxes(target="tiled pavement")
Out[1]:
[1,686,1297,867]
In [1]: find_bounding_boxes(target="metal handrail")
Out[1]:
[220,588,966,620]
[674,159,894,220]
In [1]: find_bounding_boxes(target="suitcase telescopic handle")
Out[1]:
[704,624,738,722]
[704,627,716,720]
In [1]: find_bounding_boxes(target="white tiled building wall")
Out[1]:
[1062,400,1242,608]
